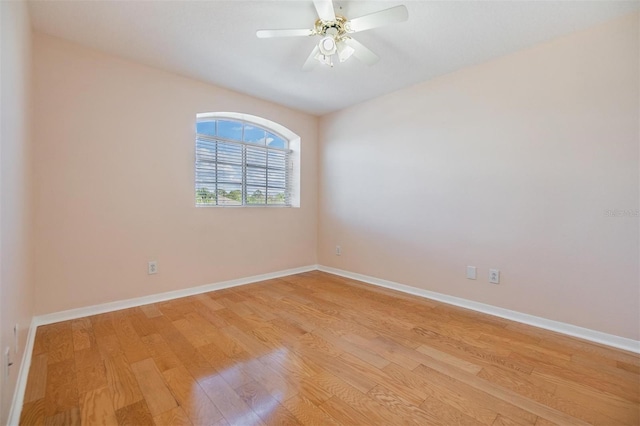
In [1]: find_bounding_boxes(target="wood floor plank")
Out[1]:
[215,357,263,390]
[343,332,418,369]
[297,348,378,395]
[71,318,92,331]
[319,394,376,425]
[296,331,343,358]
[281,394,340,426]
[259,348,323,382]
[162,365,225,426]
[311,327,390,371]
[139,303,163,318]
[21,271,640,426]
[20,398,45,426]
[172,318,216,348]
[617,360,640,375]
[195,293,225,311]
[199,374,265,425]
[72,328,92,352]
[413,325,533,374]
[244,354,308,403]
[551,377,639,424]
[525,354,640,403]
[44,359,78,417]
[492,414,530,426]
[153,319,218,380]
[339,352,426,405]
[235,380,302,425]
[79,387,117,426]
[534,418,559,426]
[90,313,117,340]
[76,362,108,395]
[103,354,144,410]
[367,384,446,425]
[45,406,81,426]
[522,386,626,425]
[46,323,74,365]
[157,299,195,321]
[298,376,333,406]
[153,406,193,426]
[112,313,151,364]
[128,307,157,338]
[24,353,48,403]
[413,363,583,425]
[218,324,270,359]
[416,343,484,374]
[141,333,182,373]
[114,399,155,426]
[130,358,177,416]
[191,300,230,329]
[420,395,485,426]
[477,366,557,400]
[74,345,103,372]
[311,371,407,425]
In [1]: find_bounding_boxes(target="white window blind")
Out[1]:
[195,119,292,206]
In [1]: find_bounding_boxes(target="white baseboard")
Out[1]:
[317,265,640,354]
[35,264,318,326]
[7,317,38,426]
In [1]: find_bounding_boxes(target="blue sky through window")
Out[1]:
[267,132,286,148]
[196,121,216,136]
[218,120,242,140]
[244,126,266,145]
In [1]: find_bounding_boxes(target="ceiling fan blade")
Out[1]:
[343,38,379,66]
[347,5,408,33]
[313,0,336,22]
[256,29,314,38]
[302,46,320,71]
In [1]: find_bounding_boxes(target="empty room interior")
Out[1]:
[1,0,639,425]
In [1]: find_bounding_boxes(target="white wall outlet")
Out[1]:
[14,324,18,354]
[4,347,12,378]
[489,269,500,284]
[335,245,341,256]
[466,266,477,280]
[148,260,158,275]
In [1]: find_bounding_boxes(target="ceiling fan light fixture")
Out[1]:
[257,0,408,70]
[318,36,337,56]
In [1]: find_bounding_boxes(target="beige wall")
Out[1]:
[1,0,34,423]
[32,34,318,315]
[318,13,640,340]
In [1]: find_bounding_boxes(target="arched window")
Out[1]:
[195,112,300,207]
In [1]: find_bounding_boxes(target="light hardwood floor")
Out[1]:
[20,271,640,425]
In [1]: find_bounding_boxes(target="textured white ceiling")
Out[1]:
[28,0,639,116]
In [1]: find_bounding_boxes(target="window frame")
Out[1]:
[195,113,298,208]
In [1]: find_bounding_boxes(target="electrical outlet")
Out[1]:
[14,324,18,355]
[4,347,12,378]
[335,245,341,256]
[466,266,476,280]
[148,261,158,275]
[489,269,500,284]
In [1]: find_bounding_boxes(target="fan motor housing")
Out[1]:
[315,15,349,37]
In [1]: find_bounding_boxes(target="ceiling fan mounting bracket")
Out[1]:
[314,15,350,39]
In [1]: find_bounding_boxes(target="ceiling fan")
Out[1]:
[256,0,409,70]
